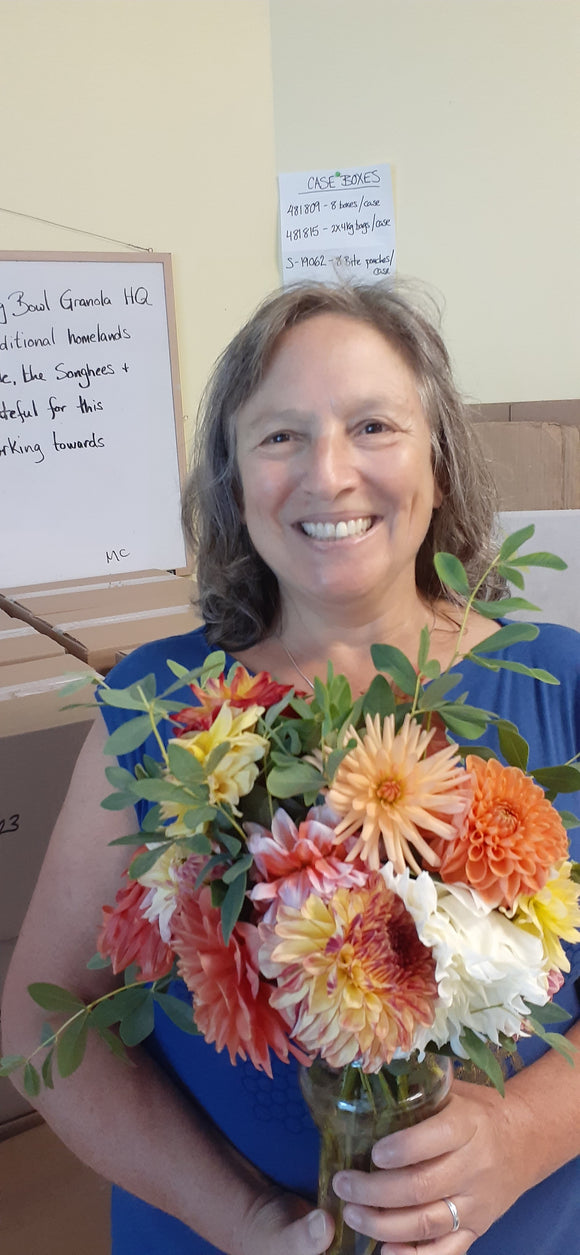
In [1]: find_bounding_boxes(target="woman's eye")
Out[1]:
[264,431,293,445]
[360,420,390,435]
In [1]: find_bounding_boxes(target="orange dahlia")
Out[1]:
[97,867,175,981]
[434,756,568,909]
[172,886,303,1076]
[327,713,472,874]
[263,874,438,1071]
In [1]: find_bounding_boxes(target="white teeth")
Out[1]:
[301,517,373,540]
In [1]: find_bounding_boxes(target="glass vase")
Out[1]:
[299,1053,452,1255]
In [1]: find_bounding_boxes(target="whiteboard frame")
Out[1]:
[0,251,189,584]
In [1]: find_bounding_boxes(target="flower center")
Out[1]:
[376,776,403,805]
[491,803,519,835]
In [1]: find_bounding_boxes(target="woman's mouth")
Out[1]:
[299,516,374,541]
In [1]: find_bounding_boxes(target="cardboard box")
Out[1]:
[0,577,200,674]
[0,571,196,622]
[477,421,580,510]
[0,656,98,940]
[0,609,68,667]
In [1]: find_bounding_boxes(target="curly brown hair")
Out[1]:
[182,281,504,649]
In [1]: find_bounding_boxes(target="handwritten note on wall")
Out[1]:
[0,254,186,587]
[278,164,396,286]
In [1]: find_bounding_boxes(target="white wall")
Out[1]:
[270,0,580,403]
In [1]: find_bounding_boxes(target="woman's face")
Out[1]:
[235,313,442,616]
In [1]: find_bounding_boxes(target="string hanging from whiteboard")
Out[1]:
[0,205,152,252]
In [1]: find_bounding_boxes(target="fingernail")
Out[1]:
[307,1209,327,1243]
[344,1206,362,1230]
[372,1142,393,1168]
[333,1172,350,1199]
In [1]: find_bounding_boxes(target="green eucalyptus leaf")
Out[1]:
[119,993,155,1047]
[104,716,156,756]
[457,744,497,761]
[182,805,217,828]
[177,833,213,855]
[200,651,226,683]
[128,844,171,880]
[0,1054,26,1076]
[472,596,539,617]
[154,992,200,1035]
[267,762,325,799]
[98,688,149,711]
[362,674,396,720]
[57,1014,89,1078]
[326,740,357,781]
[166,659,190,679]
[142,754,164,778]
[497,562,525,590]
[204,742,231,775]
[531,765,580,794]
[222,853,254,884]
[559,811,580,830]
[97,1027,132,1065]
[41,1049,55,1090]
[28,983,85,1013]
[509,551,567,571]
[167,742,205,786]
[101,792,135,811]
[421,659,441,680]
[470,622,539,655]
[440,705,489,740]
[418,673,462,710]
[459,1028,505,1095]
[433,552,470,596]
[417,625,430,672]
[23,1062,41,1098]
[216,831,242,857]
[86,952,112,970]
[370,644,418,697]
[105,765,138,789]
[523,999,572,1025]
[141,804,164,833]
[498,524,536,560]
[495,721,529,771]
[220,872,247,945]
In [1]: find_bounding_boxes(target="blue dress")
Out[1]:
[99,623,580,1254]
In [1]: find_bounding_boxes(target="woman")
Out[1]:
[4,282,580,1255]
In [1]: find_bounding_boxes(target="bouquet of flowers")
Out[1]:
[3,527,580,1254]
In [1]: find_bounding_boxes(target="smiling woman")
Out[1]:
[4,280,580,1255]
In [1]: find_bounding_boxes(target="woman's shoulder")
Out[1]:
[505,620,580,671]
[104,624,214,691]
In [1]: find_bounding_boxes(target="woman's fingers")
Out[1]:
[334,1158,454,1211]
[339,1196,470,1247]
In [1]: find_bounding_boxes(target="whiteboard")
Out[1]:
[0,253,187,586]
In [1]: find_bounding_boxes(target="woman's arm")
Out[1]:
[1,719,333,1255]
[333,1025,580,1252]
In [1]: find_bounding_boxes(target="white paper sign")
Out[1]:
[279,163,396,285]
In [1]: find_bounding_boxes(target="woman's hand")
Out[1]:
[238,1187,334,1255]
[331,1079,533,1253]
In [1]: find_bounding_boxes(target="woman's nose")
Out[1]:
[302,431,357,495]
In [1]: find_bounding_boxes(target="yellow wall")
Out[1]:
[270,0,579,402]
[0,0,278,451]
[1,0,577,420]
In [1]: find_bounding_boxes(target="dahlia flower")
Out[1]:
[327,713,472,874]
[172,667,296,735]
[381,863,549,1057]
[246,805,369,922]
[168,702,268,813]
[510,860,580,971]
[433,756,568,909]
[261,873,438,1071]
[97,865,174,981]
[172,886,302,1076]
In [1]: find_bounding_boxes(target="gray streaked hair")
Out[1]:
[182,281,504,649]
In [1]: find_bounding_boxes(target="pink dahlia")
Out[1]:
[246,805,369,921]
[97,865,175,981]
[172,886,304,1076]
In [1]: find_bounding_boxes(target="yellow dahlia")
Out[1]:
[168,701,268,813]
[263,874,437,1071]
[327,713,472,874]
[511,860,580,971]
